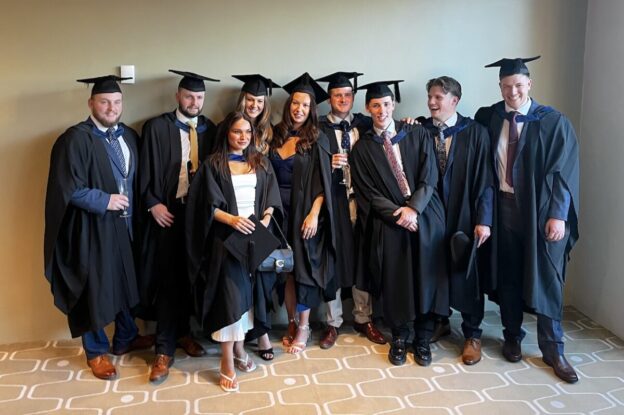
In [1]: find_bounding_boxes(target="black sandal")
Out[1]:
[257,347,274,361]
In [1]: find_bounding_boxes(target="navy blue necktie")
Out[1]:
[107,127,127,177]
[339,120,351,152]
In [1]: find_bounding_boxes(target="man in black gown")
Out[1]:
[475,57,580,383]
[44,75,153,380]
[351,81,448,366]
[420,76,494,365]
[315,71,386,348]
[138,70,218,383]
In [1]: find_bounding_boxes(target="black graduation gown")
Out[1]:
[318,113,372,289]
[422,114,494,314]
[137,111,216,314]
[350,121,448,327]
[185,159,283,334]
[475,100,580,320]
[44,120,140,337]
[269,132,337,307]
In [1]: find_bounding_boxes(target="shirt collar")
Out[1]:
[327,112,353,125]
[434,112,458,128]
[90,115,116,133]
[176,109,198,125]
[373,119,396,137]
[505,98,532,116]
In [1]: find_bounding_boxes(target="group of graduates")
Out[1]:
[44,55,580,394]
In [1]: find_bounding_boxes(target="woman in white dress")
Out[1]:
[186,111,283,392]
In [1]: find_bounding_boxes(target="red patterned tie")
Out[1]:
[505,111,519,187]
[381,130,410,197]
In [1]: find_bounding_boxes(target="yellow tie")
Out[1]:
[187,120,199,173]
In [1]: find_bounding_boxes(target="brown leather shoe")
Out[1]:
[319,326,339,349]
[177,335,206,357]
[87,355,117,380]
[353,322,387,345]
[149,354,174,384]
[111,334,156,355]
[462,338,482,365]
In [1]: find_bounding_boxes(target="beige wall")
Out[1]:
[0,0,587,343]
[567,0,624,339]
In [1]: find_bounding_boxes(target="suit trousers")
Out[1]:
[498,194,564,356]
[82,308,138,360]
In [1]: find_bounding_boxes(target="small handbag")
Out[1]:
[258,215,294,273]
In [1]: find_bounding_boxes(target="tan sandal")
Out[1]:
[287,324,310,354]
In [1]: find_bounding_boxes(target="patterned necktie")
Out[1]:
[106,127,127,177]
[381,130,410,197]
[505,111,519,187]
[187,120,199,173]
[339,120,351,152]
[435,123,448,176]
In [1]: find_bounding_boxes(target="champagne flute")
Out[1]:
[339,148,351,188]
[117,177,131,218]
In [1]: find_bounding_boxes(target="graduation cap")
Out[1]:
[232,74,280,97]
[357,80,404,103]
[282,72,329,104]
[169,69,219,92]
[223,215,281,273]
[316,71,363,92]
[76,75,130,95]
[484,56,541,79]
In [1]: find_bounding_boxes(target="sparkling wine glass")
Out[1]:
[339,148,351,188]
[117,178,131,218]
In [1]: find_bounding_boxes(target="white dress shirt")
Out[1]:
[175,109,198,199]
[497,98,531,193]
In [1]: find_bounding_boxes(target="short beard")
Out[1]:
[93,113,121,128]
[179,106,202,119]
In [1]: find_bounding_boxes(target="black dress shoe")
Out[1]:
[543,354,579,384]
[413,342,432,367]
[429,319,451,343]
[502,339,522,362]
[388,338,407,366]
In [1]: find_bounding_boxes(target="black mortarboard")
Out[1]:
[232,74,280,97]
[282,72,329,104]
[484,56,541,79]
[223,215,281,273]
[357,80,404,103]
[169,69,219,92]
[316,71,363,92]
[450,231,478,276]
[76,75,130,95]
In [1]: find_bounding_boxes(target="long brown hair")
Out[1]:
[271,92,319,154]
[209,111,265,178]
[236,91,273,155]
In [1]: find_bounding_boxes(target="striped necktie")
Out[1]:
[106,127,127,177]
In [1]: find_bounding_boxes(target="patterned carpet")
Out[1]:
[1,306,623,415]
